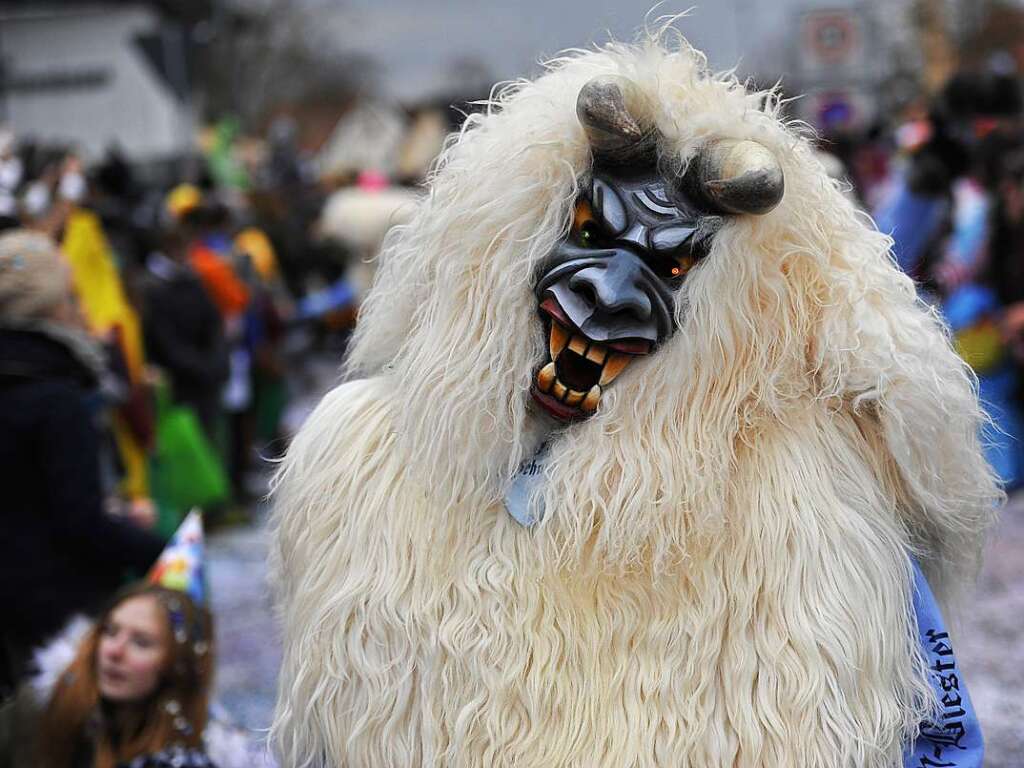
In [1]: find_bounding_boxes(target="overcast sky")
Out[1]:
[320,1,788,101]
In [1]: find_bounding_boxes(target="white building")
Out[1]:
[0,2,197,161]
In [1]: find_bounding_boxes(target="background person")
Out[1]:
[140,227,229,438]
[0,230,165,696]
[0,584,215,768]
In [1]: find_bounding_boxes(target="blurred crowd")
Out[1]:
[842,64,1024,489]
[0,116,404,765]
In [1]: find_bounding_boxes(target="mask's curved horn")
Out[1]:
[576,75,656,164]
[685,139,785,215]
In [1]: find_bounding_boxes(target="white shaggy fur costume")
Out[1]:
[270,30,1000,768]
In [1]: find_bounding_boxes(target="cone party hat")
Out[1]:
[146,508,207,604]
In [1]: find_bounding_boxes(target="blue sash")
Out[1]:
[905,560,984,767]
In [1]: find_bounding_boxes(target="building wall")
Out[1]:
[0,3,194,160]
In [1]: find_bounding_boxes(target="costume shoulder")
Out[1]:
[268,376,396,607]
[271,376,394,504]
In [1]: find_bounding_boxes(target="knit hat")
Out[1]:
[0,229,70,323]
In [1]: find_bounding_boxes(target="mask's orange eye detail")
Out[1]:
[572,199,600,247]
[671,254,695,277]
[573,199,594,231]
[654,242,705,281]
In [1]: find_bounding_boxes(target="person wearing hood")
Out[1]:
[0,230,165,698]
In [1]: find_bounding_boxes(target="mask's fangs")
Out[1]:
[535,320,635,413]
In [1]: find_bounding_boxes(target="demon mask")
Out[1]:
[531,76,786,421]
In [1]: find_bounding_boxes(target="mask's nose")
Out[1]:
[567,250,653,322]
[539,243,675,343]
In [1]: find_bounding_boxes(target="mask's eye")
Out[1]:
[653,238,707,281]
[571,199,603,248]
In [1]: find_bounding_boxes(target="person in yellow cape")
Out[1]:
[61,206,152,502]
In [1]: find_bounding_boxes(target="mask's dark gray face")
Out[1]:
[531,167,716,422]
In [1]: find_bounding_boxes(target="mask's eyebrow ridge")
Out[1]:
[588,177,628,236]
[651,225,698,253]
[632,186,678,217]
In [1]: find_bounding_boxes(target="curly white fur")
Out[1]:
[269,25,1000,768]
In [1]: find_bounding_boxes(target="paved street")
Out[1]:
[208,508,280,734]
[957,497,1024,767]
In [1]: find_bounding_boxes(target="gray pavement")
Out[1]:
[208,511,281,733]
[957,497,1024,767]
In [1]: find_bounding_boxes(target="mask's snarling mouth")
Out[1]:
[531,297,651,422]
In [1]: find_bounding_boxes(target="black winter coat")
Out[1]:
[0,327,165,693]
[139,255,229,432]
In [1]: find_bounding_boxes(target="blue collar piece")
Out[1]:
[503,442,549,527]
[905,559,984,768]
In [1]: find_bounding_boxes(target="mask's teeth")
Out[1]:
[537,362,556,392]
[552,380,568,400]
[568,335,587,355]
[550,322,569,360]
[599,352,632,386]
[565,389,586,406]
[586,344,607,365]
[581,385,601,412]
